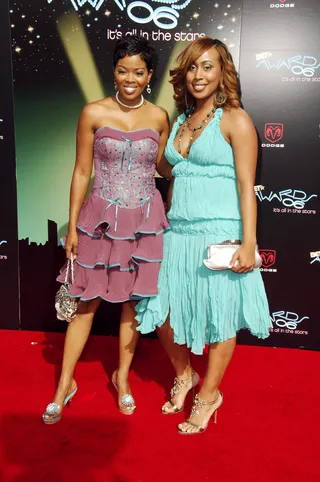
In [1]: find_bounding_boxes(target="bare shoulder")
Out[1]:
[146,102,168,120]
[79,98,115,129]
[224,107,255,134]
[145,102,169,134]
[80,100,102,119]
[82,97,113,116]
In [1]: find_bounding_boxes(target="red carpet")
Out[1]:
[0,330,319,482]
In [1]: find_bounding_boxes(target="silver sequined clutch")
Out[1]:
[203,239,262,271]
[55,255,79,322]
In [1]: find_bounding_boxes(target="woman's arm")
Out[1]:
[156,110,173,180]
[65,105,95,259]
[228,108,258,273]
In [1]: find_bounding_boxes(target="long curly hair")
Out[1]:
[170,37,240,114]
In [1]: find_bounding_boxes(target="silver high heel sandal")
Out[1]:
[112,370,136,415]
[42,385,78,425]
[162,370,200,415]
[178,390,223,434]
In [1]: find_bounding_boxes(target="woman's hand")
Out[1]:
[230,243,256,274]
[65,230,78,260]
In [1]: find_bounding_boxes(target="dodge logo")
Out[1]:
[259,249,276,268]
[264,123,284,143]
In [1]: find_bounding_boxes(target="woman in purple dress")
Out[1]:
[42,36,171,423]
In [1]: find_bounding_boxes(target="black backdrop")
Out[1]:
[0,0,319,349]
[0,0,19,330]
[237,0,320,349]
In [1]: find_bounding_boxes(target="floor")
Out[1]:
[0,330,319,482]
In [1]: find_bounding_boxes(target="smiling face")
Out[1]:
[185,47,222,102]
[114,54,152,104]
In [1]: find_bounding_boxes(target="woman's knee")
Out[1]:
[77,298,101,315]
[121,300,137,315]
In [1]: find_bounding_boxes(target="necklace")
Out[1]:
[116,91,144,109]
[177,107,216,158]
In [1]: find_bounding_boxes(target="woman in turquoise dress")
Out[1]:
[136,37,272,434]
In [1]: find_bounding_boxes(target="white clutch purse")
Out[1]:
[203,240,262,271]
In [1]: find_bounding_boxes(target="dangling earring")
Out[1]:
[114,80,118,92]
[185,91,189,110]
[214,83,227,106]
[146,84,151,94]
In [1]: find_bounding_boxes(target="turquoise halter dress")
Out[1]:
[136,108,272,354]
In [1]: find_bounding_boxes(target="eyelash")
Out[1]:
[188,65,212,71]
[117,70,144,76]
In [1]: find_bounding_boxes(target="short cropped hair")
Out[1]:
[113,35,156,72]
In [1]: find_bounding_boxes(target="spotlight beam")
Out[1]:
[57,11,105,103]
[155,41,186,121]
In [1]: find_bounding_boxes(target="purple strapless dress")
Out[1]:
[57,127,170,302]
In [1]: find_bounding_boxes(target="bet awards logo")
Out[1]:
[255,187,317,214]
[310,251,320,264]
[0,240,8,261]
[47,0,193,29]
[270,310,309,335]
[259,249,277,272]
[262,123,284,148]
[256,52,320,79]
[270,0,295,8]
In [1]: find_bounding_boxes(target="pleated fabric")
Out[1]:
[136,109,272,354]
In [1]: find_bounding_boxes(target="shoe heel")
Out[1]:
[191,387,195,402]
[213,409,218,424]
[63,386,78,406]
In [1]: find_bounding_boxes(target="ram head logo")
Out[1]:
[259,249,276,268]
[264,123,284,143]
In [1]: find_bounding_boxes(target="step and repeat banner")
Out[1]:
[1,0,319,348]
[238,0,320,349]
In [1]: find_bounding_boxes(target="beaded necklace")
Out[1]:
[177,107,216,158]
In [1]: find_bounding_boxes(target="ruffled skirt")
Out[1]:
[57,190,170,302]
[136,219,272,354]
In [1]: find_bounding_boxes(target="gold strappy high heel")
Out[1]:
[162,370,200,415]
[177,391,223,434]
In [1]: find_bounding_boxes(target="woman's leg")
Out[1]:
[178,336,236,433]
[113,301,140,411]
[157,318,199,412]
[43,298,101,420]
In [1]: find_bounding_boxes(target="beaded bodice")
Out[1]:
[93,127,160,208]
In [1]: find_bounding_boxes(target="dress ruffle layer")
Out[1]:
[136,226,272,355]
[57,190,170,303]
[168,175,241,223]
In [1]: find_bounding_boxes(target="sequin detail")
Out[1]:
[95,136,159,208]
